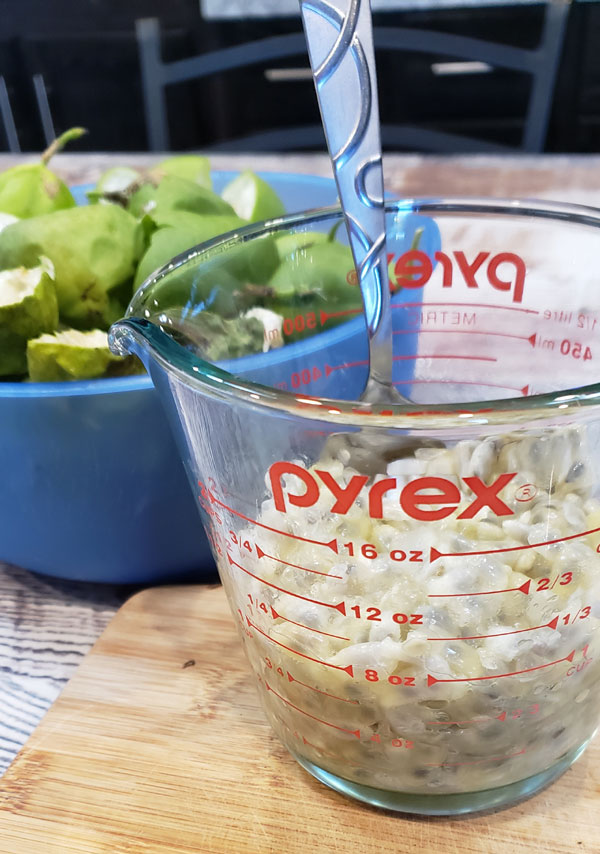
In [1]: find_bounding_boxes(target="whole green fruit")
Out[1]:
[0,128,85,218]
[0,204,144,329]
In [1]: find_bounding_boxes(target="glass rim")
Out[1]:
[114,196,600,430]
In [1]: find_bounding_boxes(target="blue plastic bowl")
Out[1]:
[0,172,340,584]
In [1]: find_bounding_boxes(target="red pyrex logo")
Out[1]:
[383,250,526,303]
[269,463,516,522]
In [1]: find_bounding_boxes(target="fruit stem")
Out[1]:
[41,127,87,165]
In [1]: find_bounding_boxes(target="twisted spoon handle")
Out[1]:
[300,0,397,399]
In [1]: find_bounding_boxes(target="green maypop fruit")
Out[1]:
[274,230,328,262]
[134,214,244,288]
[267,241,355,301]
[0,257,58,376]
[27,328,143,382]
[151,155,212,190]
[221,170,286,222]
[86,166,144,206]
[0,212,18,234]
[0,128,86,219]
[0,204,144,329]
[129,175,234,225]
[95,166,142,195]
[127,182,157,219]
[134,212,279,291]
[266,241,360,342]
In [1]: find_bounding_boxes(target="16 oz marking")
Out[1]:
[342,542,423,563]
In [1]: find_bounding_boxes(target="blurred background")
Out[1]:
[0,0,596,153]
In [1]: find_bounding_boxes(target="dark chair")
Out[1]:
[136,1,571,155]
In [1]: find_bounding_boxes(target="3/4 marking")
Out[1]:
[285,670,360,704]
[255,544,343,579]
[199,482,338,552]
[228,554,346,613]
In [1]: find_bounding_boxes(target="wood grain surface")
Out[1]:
[0,584,598,854]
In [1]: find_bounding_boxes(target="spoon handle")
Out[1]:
[300,0,393,392]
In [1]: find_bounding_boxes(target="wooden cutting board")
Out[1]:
[0,585,598,854]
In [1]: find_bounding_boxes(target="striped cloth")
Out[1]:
[0,563,128,775]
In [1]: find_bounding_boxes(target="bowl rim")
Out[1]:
[114,195,600,430]
[0,169,336,399]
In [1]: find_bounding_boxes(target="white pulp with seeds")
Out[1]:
[217,425,600,795]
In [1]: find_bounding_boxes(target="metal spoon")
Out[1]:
[299,0,408,404]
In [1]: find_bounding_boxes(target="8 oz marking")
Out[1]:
[365,669,416,687]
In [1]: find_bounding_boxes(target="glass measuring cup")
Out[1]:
[110,199,600,815]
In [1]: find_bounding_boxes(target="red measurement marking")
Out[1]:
[271,606,350,641]
[394,329,537,347]
[430,524,600,562]
[287,671,359,704]
[394,301,539,315]
[426,718,491,726]
[326,356,496,376]
[428,579,532,598]
[320,308,362,324]
[427,649,575,686]
[425,748,527,768]
[427,615,559,641]
[300,736,358,765]
[394,379,529,395]
[228,555,347,614]
[393,354,498,363]
[325,360,369,377]
[266,680,360,736]
[255,544,343,579]
[249,618,354,676]
[200,484,338,553]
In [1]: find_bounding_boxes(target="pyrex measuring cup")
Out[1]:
[110,199,600,815]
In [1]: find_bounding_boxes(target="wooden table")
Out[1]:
[3,150,600,779]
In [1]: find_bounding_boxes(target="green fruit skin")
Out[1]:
[134,213,279,294]
[0,269,59,339]
[133,175,235,225]
[0,164,76,218]
[0,205,144,329]
[0,268,59,376]
[222,170,286,221]
[268,242,355,301]
[0,327,28,376]
[266,242,361,342]
[127,183,157,219]
[26,336,141,382]
[275,230,328,262]
[154,156,212,189]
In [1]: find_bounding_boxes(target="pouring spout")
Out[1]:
[109,317,164,372]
